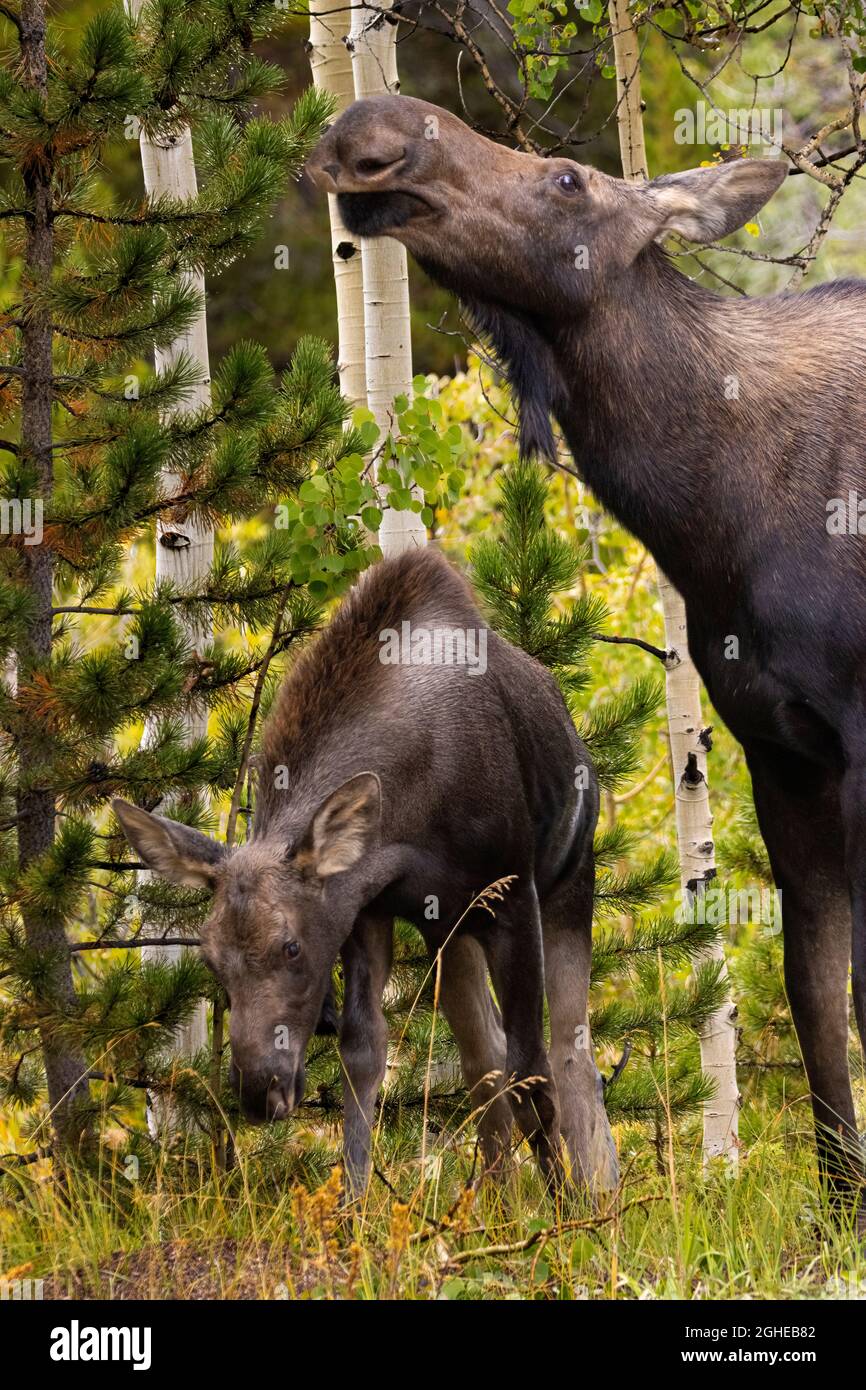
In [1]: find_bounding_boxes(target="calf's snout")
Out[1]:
[230,1056,305,1124]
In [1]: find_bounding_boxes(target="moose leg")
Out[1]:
[541,862,619,1195]
[747,743,860,1206]
[475,882,562,1185]
[839,754,866,1216]
[339,913,393,1198]
[436,934,513,1176]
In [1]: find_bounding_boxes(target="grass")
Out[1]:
[2,1108,865,1300]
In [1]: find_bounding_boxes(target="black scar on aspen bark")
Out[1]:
[682,751,705,787]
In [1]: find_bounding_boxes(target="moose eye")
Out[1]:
[283,940,301,961]
[555,171,581,195]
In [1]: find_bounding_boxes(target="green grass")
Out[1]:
[2,1112,864,1300]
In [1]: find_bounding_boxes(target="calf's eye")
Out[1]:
[284,940,301,961]
[556,172,580,194]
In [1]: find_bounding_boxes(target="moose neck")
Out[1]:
[544,246,761,599]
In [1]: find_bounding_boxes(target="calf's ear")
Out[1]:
[292,772,381,879]
[642,158,787,245]
[112,798,227,889]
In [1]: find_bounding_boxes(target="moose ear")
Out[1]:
[644,158,787,244]
[111,798,227,889]
[292,773,381,880]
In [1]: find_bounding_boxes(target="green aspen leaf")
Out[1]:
[412,374,428,393]
[414,464,439,491]
[361,505,383,530]
[421,506,434,527]
[338,457,360,480]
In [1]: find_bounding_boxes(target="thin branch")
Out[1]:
[70,936,200,952]
[593,631,670,664]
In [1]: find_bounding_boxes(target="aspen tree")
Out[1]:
[308,1,367,410]
[608,0,739,1166]
[130,4,212,1084]
[349,1,426,554]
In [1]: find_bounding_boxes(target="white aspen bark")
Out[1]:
[349,0,426,555]
[308,0,367,410]
[134,109,213,1113]
[608,0,739,1166]
[141,140,212,1066]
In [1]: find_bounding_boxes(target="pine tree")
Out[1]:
[0,0,475,1168]
[472,461,729,1154]
[0,0,380,1160]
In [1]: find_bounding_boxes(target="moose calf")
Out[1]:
[114,548,617,1196]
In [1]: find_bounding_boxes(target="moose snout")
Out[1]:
[309,131,412,194]
[230,1057,306,1124]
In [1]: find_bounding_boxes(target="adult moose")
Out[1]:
[308,95,866,1218]
[113,548,617,1197]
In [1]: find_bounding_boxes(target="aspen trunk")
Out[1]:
[308,0,367,410]
[138,124,213,1048]
[348,0,426,555]
[133,96,213,1110]
[608,0,739,1165]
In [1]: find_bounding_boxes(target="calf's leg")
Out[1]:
[339,913,393,1197]
[747,743,861,1209]
[436,933,513,1175]
[541,859,619,1195]
[475,881,562,1185]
